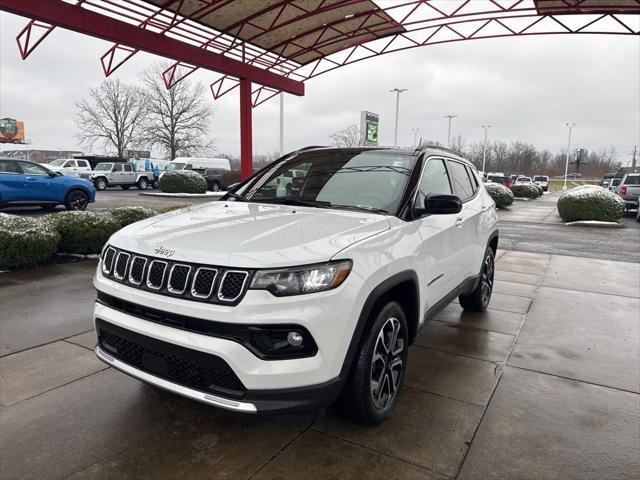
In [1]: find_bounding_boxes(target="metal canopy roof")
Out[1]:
[144,0,405,66]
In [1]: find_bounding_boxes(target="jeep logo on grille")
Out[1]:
[154,246,175,258]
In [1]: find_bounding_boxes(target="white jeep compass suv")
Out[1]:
[94,146,499,425]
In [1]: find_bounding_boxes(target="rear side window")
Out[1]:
[415,158,452,209]
[78,160,89,168]
[624,175,640,185]
[447,160,475,201]
[465,166,479,193]
[0,160,21,174]
[123,164,133,172]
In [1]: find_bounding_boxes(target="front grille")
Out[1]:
[97,319,246,397]
[191,268,217,299]
[102,247,116,274]
[101,246,251,306]
[218,271,249,301]
[114,252,130,280]
[147,260,167,290]
[129,257,147,285]
[168,264,191,294]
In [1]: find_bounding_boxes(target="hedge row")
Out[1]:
[485,183,514,209]
[557,185,624,222]
[0,206,157,270]
[510,184,541,199]
[159,170,207,194]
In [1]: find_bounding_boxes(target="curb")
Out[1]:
[139,191,225,199]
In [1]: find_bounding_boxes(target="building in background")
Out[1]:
[0,149,82,163]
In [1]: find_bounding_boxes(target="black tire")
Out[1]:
[152,180,159,190]
[341,301,408,425]
[459,247,495,312]
[94,178,107,191]
[137,177,149,190]
[121,185,130,190]
[64,189,89,211]
[210,182,220,192]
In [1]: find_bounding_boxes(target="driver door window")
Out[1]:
[20,162,49,176]
[414,158,452,214]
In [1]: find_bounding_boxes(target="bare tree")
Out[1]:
[75,79,147,157]
[448,135,467,156]
[329,124,360,147]
[140,62,214,159]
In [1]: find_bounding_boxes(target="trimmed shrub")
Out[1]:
[221,170,241,190]
[47,211,121,254]
[110,206,157,227]
[0,214,60,269]
[159,170,207,194]
[485,182,514,208]
[557,185,624,222]
[510,184,540,199]
[534,183,544,196]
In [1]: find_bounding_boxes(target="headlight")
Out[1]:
[249,260,352,296]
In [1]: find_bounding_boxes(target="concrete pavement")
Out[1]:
[1,251,638,480]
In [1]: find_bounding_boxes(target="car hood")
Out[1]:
[109,201,390,268]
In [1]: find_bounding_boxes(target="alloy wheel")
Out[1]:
[370,317,405,410]
[68,191,87,210]
[481,253,494,306]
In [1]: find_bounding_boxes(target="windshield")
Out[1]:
[166,162,186,172]
[94,163,112,171]
[518,177,531,182]
[534,176,547,181]
[49,159,67,167]
[237,150,416,214]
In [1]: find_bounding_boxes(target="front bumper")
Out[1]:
[93,262,370,413]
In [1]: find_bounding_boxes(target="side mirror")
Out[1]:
[227,182,240,192]
[48,171,57,177]
[424,194,462,215]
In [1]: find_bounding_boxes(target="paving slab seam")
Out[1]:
[430,318,523,337]
[403,381,496,409]
[505,364,640,396]
[454,253,552,479]
[412,338,516,365]
[308,424,454,480]
[62,337,97,352]
[0,328,96,358]
[535,278,640,299]
[0,366,111,410]
[248,423,314,480]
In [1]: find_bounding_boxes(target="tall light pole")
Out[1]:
[390,88,407,147]
[445,114,457,147]
[481,125,491,174]
[411,128,420,147]
[563,122,576,191]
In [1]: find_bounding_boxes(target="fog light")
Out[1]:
[287,331,304,347]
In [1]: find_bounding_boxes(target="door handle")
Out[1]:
[25,176,35,181]
[455,217,465,226]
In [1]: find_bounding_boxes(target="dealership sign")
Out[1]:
[360,111,379,146]
[0,118,25,144]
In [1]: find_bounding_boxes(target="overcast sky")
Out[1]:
[1,10,639,165]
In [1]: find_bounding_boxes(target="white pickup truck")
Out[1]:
[90,162,154,191]
[48,158,92,178]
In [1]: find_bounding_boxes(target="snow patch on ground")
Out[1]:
[566,220,624,228]
[139,191,225,198]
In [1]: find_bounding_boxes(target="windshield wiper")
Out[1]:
[224,192,248,201]
[259,198,332,209]
[332,204,390,214]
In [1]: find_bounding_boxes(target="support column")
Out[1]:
[239,77,253,180]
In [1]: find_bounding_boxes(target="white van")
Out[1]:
[165,157,231,173]
[48,158,93,178]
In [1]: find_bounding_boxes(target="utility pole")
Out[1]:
[445,115,457,147]
[390,88,407,147]
[632,145,637,172]
[481,125,491,174]
[411,128,420,147]
[563,122,576,191]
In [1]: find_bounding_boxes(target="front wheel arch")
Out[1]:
[340,271,419,379]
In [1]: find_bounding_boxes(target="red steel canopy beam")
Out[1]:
[0,0,304,96]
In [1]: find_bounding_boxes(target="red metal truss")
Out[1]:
[15,19,55,60]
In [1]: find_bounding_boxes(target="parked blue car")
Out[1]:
[0,158,96,211]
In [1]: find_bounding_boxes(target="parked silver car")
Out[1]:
[617,173,640,212]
